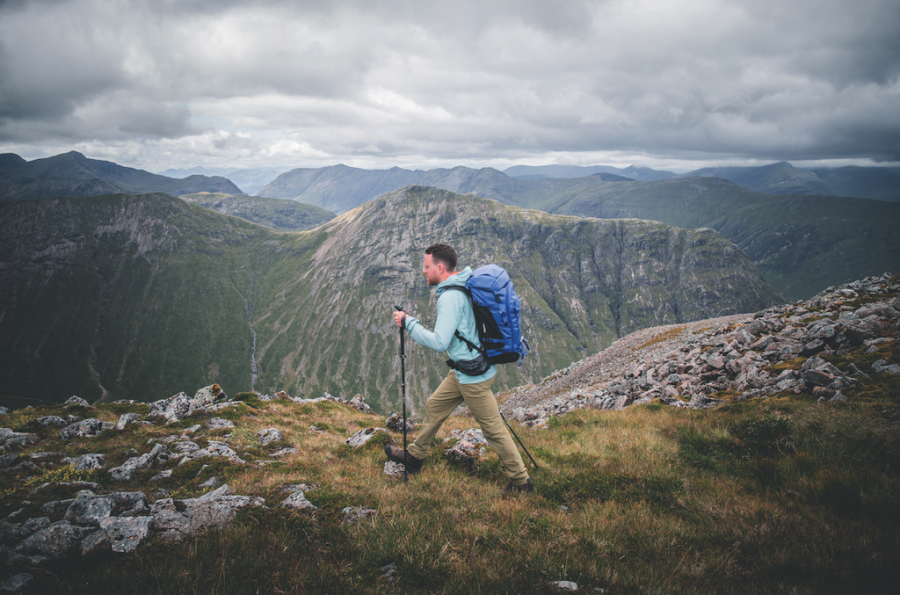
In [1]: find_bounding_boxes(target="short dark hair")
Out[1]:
[425,243,458,271]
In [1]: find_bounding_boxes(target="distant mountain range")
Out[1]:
[503,164,677,181]
[0,188,780,409]
[158,166,290,196]
[0,151,243,199]
[4,151,898,301]
[679,161,900,202]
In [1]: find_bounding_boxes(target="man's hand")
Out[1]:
[393,310,407,328]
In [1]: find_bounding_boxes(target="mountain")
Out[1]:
[681,161,900,202]
[158,166,288,196]
[539,176,900,302]
[260,167,899,300]
[0,151,244,200]
[503,164,677,181]
[0,187,780,410]
[179,192,335,231]
[257,164,544,214]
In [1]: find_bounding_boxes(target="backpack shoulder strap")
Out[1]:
[441,286,483,354]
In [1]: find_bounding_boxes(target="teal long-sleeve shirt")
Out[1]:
[403,266,496,384]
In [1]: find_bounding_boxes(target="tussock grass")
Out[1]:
[2,386,900,594]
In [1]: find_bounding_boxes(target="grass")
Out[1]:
[2,369,900,594]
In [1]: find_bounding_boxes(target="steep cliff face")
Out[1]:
[0,187,781,413]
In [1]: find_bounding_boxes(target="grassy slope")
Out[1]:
[179,192,335,231]
[1,320,897,594]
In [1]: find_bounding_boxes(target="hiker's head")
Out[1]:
[423,243,457,286]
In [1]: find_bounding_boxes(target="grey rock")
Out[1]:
[64,396,91,408]
[81,516,153,554]
[340,506,376,523]
[0,573,32,593]
[200,476,221,489]
[65,493,114,527]
[116,412,144,430]
[151,470,173,481]
[173,441,200,453]
[150,486,264,541]
[270,447,298,458]
[550,580,579,592]
[385,413,416,432]
[0,407,7,416]
[348,394,373,414]
[279,491,317,511]
[383,461,406,478]
[147,393,192,424]
[62,453,106,470]
[15,520,94,559]
[109,444,167,481]
[279,483,319,494]
[206,417,235,430]
[0,430,39,450]
[178,441,245,466]
[872,359,900,375]
[60,418,107,439]
[193,384,227,407]
[255,428,284,446]
[109,492,149,516]
[0,453,20,469]
[36,415,67,427]
[344,427,389,448]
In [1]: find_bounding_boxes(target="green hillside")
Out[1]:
[0,187,780,410]
[179,192,335,231]
[540,177,900,301]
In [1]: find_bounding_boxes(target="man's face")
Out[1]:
[422,254,444,286]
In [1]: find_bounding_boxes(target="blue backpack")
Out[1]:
[445,264,531,366]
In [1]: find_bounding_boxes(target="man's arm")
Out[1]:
[399,293,463,353]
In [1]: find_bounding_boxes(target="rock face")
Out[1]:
[504,274,900,425]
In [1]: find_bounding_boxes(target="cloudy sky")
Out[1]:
[1,0,898,173]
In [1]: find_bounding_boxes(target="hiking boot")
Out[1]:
[384,445,423,473]
[502,478,534,493]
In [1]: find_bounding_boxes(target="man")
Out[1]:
[387,243,533,493]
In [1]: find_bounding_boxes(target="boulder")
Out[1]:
[64,493,114,527]
[36,415,67,427]
[81,516,153,554]
[64,396,91,408]
[147,393,195,423]
[348,394,373,414]
[62,453,106,470]
[385,413,416,432]
[345,428,389,448]
[60,418,111,439]
[150,485,264,541]
[206,417,235,430]
[15,520,94,559]
[177,441,245,466]
[256,428,284,447]
[341,507,376,523]
[0,429,39,450]
[192,384,226,407]
[116,413,144,430]
[279,491,317,511]
[109,444,167,481]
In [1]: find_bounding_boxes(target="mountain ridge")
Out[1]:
[0,187,780,409]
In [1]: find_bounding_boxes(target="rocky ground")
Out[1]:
[1,273,898,593]
[500,273,900,427]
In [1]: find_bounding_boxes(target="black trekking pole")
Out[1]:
[394,306,408,484]
[500,412,540,470]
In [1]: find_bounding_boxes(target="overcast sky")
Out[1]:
[1,0,898,173]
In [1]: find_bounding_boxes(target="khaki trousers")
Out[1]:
[408,371,529,484]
